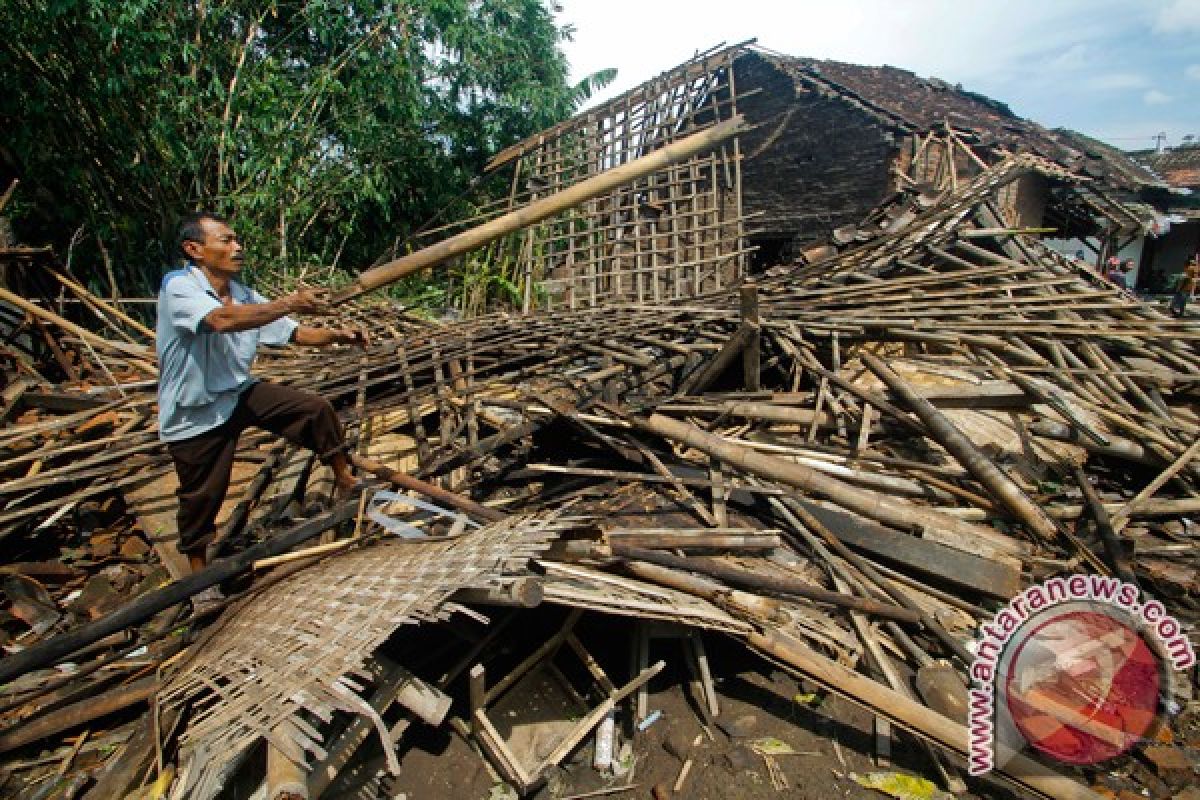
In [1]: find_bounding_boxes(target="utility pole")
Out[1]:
[1153,132,1167,153]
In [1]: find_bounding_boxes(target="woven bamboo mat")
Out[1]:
[160,510,579,798]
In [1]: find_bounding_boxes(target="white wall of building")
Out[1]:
[1046,235,1145,285]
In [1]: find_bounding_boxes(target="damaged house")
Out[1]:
[1132,143,1200,290]
[429,43,1163,313]
[733,49,1081,262]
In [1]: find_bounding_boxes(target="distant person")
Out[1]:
[1102,255,1119,278]
[1170,255,1200,317]
[157,211,368,611]
[1105,259,1127,289]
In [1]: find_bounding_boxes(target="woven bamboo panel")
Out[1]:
[160,511,578,797]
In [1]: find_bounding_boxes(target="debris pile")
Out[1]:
[2,151,1199,800]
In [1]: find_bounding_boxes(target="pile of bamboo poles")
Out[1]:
[0,155,1197,799]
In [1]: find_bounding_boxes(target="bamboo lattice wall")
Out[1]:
[417,44,752,315]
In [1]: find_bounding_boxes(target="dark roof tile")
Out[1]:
[752,51,1161,192]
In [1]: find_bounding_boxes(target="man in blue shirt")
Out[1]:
[157,211,367,596]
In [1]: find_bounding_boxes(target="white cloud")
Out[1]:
[1187,64,1200,80]
[558,0,1144,102]
[1154,0,1200,34]
[1144,89,1173,105]
[1087,73,1149,91]
[1049,43,1089,71]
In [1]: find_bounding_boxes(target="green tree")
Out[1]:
[0,0,580,296]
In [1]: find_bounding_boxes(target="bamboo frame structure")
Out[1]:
[412,43,754,313]
[334,116,748,305]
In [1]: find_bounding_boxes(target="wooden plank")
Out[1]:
[20,390,110,413]
[123,471,192,581]
[796,500,1021,600]
[472,709,533,789]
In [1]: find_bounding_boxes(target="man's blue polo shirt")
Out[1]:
[156,264,298,442]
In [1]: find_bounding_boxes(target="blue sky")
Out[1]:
[558,0,1200,151]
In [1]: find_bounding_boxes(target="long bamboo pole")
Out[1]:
[631,413,1020,554]
[859,351,1060,543]
[610,544,919,623]
[332,116,747,303]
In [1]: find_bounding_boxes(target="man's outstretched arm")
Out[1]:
[203,288,327,333]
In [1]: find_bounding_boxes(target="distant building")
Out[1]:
[1130,144,1200,292]
[1137,143,1200,190]
[1041,129,1173,291]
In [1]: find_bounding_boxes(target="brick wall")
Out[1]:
[734,53,899,255]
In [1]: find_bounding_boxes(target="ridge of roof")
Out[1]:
[748,50,1161,192]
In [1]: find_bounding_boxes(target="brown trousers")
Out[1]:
[166,381,345,555]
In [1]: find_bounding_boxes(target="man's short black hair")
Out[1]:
[175,211,229,263]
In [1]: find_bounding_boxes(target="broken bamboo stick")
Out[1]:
[748,628,1105,800]
[610,544,919,623]
[859,351,1060,543]
[741,281,761,391]
[1071,465,1137,585]
[351,454,505,523]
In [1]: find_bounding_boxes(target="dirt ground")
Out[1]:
[379,610,1023,800]
[208,601,1199,800]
